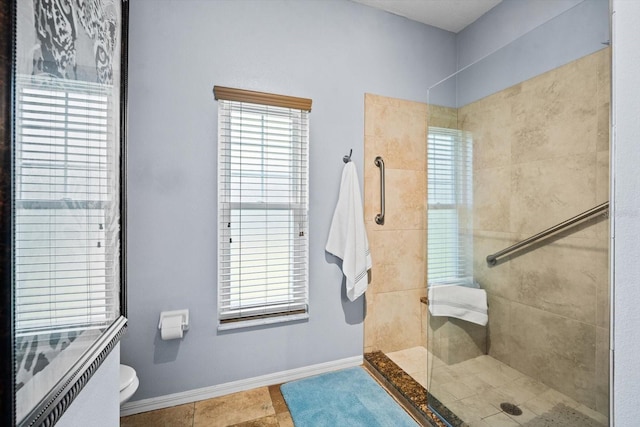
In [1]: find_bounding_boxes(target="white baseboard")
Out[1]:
[120,355,363,417]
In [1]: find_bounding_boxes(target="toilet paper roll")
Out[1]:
[160,315,184,340]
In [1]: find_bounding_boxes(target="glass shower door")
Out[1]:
[425,2,610,425]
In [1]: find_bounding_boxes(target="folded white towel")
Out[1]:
[428,285,488,326]
[326,162,372,301]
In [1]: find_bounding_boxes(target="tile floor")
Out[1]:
[120,385,294,427]
[387,346,608,427]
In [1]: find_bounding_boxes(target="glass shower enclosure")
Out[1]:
[364,2,610,426]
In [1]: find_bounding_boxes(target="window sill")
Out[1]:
[217,312,309,331]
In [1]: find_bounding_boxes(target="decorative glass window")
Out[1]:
[9,1,128,424]
[14,77,118,334]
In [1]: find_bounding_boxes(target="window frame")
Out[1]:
[214,86,311,330]
[427,126,473,287]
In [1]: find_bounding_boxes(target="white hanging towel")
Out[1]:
[326,162,372,301]
[428,285,488,326]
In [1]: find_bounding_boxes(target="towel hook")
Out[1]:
[343,149,352,163]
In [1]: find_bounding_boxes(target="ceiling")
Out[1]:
[352,0,503,33]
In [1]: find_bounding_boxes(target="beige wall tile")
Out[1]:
[485,295,511,364]
[384,135,427,171]
[364,291,377,351]
[596,48,611,152]
[596,48,611,94]
[509,236,601,324]
[364,136,387,172]
[460,99,512,171]
[364,94,427,171]
[509,63,591,161]
[510,153,597,235]
[596,101,610,153]
[427,313,445,357]
[474,166,512,233]
[420,301,428,348]
[364,93,428,352]
[595,247,610,330]
[509,71,598,165]
[428,104,458,129]
[473,231,518,301]
[363,137,381,227]
[595,326,610,417]
[364,230,384,293]
[369,229,426,292]
[365,147,426,230]
[509,303,596,409]
[374,289,423,353]
[379,168,426,230]
[429,316,487,365]
[596,150,610,205]
[462,49,611,414]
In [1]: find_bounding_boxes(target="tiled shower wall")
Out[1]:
[363,94,427,354]
[363,47,610,416]
[459,48,610,415]
[362,96,457,354]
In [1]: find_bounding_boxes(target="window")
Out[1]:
[215,87,311,328]
[427,127,473,286]
[14,75,119,334]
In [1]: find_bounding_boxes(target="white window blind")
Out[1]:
[14,75,119,334]
[218,99,309,325]
[427,127,473,286]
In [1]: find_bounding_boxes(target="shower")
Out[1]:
[363,2,610,426]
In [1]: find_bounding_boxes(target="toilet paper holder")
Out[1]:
[158,309,190,333]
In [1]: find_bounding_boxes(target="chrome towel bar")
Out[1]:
[374,156,385,225]
[486,201,609,266]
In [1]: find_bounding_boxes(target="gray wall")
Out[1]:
[456,0,584,69]
[57,344,119,427]
[451,0,609,106]
[123,0,455,400]
[612,0,640,423]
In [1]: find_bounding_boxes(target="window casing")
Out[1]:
[217,95,309,328]
[427,127,473,286]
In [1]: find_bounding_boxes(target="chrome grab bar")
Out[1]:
[374,156,385,225]
[486,201,609,266]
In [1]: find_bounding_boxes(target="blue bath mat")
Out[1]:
[280,366,418,427]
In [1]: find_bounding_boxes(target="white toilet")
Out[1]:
[119,364,139,405]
